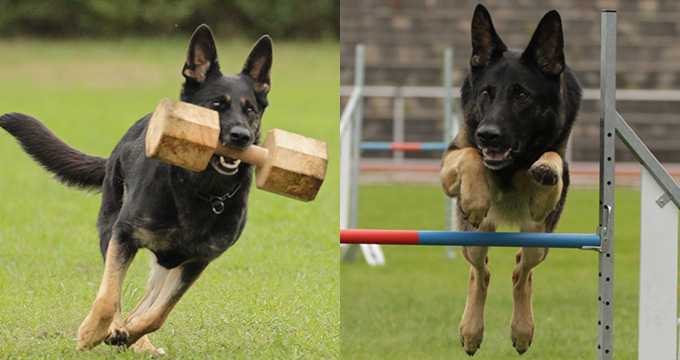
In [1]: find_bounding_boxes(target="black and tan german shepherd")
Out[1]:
[440,5,582,356]
[0,25,272,355]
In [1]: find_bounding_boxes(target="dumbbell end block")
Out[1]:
[256,129,328,202]
[146,99,220,172]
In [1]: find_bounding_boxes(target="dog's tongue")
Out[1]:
[482,148,511,161]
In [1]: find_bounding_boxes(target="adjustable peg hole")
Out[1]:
[605,349,610,354]
[605,301,610,306]
[605,277,610,282]
[598,345,601,349]
[605,325,610,330]
[606,253,611,258]
[607,181,611,186]
[598,296,602,301]
[598,272,602,277]
[607,156,612,161]
[607,132,612,137]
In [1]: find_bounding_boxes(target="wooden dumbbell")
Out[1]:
[146,99,327,201]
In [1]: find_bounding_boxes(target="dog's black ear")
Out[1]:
[521,10,565,76]
[241,35,273,94]
[182,24,221,83]
[470,4,507,69]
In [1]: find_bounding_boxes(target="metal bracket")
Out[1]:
[656,192,671,208]
[598,204,612,252]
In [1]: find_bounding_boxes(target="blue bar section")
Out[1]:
[420,142,447,151]
[418,231,601,249]
[360,142,393,150]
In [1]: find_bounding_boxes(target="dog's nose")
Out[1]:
[476,125,502,146]
[228,126,251,147]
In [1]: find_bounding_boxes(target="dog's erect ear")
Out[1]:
[182,24,220,83]
[242,35,273,94]
[521,10,565,76]
[470,4,507,69]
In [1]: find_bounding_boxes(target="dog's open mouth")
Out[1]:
[481,147,512,170]
[210,155,241,176]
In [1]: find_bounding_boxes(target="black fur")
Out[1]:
[459,6,581,173]
[0,25,273,270]
[449,5,582,231]
[0,113,106,189]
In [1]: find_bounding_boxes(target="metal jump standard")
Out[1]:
[340,10,680,360]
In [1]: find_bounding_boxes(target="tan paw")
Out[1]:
[459,175,491,228]
[459,321,484,356]
[76,312,114,351]
[529,163,559,186]
[131,335,166,356]
[510,319,534,355]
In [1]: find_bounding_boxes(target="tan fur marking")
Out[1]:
[183,47,211,82]
[123,267,185,344]
[441,147,491,227]
[527,151,563,222]
[458,222,495,355]
[510,224,549,354]
[77,240,130,350]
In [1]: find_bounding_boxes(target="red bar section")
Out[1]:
[390,142,423,151]
[340,229,420,244]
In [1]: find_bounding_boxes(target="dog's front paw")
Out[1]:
[529,163,558,186]
[104,327,130,347]
[459,190,490,229]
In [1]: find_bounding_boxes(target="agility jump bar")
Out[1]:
[340,229,601,249]
[360,141,447,151]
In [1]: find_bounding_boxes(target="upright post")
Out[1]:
[393,89,405,164]
[598,10,616,360]
[638,169,678,358]
[350,45,365,229]
[443,48,456,232]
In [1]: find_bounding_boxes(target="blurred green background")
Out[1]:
[0,2,338,358]
[0,0,338,39]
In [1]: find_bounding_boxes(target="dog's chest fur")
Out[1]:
[484,171,536,227]
[116,157,251,268]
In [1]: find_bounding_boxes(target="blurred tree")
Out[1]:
[0,0,338,38]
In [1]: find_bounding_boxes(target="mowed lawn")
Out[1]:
[0,39,338,358]
[342,184,675,360]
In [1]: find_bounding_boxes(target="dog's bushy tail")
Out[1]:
[0,113,106,189]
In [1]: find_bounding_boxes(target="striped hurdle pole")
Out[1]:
[340,229,601,249]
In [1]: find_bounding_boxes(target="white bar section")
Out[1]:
[638,167,678,359]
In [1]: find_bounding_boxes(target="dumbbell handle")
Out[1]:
[215,143,269,167]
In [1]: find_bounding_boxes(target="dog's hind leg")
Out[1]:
[76,235,136,350]
[458,220,494,356]
[511,224,549,355]
[116,261,208,346]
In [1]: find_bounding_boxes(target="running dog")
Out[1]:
[440,5,582,355]
[0,25,272,355]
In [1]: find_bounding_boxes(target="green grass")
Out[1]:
[0,38,338,358]
[341,184,671,360]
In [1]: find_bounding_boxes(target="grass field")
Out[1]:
[0,38,338,358]
[341,184,675,360]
